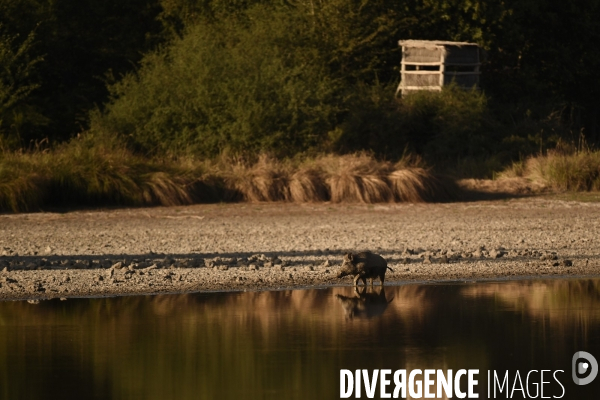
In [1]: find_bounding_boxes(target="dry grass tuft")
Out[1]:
[226,156,290,202]
[521,150,600,191]
[389,166,461,202]
[327,173,364,202]
[0,152,46,212]
[139,171,194,206]
[358,174,393,203]
[388,168,432,202]
[46,140,199,207]
[288,167,329,202]
[320,154,393,203]
[0,135,206,212]
[496,160,527,179]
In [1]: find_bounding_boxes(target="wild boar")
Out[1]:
[337,251,393,286]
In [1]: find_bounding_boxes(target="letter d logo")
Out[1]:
[572,351,598,385]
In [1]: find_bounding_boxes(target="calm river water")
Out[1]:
[1,278,600,399]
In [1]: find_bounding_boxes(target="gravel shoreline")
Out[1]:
[1,198,600,301]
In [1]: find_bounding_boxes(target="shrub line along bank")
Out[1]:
[0,148,458,213]
[3,140,600,213]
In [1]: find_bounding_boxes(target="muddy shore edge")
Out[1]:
[1,198,599,301]
[1,254,600,301]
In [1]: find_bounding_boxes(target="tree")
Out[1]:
[0,27,44,149]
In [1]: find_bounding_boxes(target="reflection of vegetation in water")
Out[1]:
[462,279,600,329]
[0,280,599,399]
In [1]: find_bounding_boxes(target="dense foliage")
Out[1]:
[2,0,600,162]
[0,0,161,146]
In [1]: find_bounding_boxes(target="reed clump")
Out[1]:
[45,136,199,207]
[506,149,600,191]
[389,167,461,202]
[0,135,205,212]
[317,154,393,203]
[217,155,290,202]
[288,167,329,202]
[0,152,46,212]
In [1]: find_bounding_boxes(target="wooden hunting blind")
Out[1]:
[397,40,480,96]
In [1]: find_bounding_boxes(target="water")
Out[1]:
[1,278,600,399]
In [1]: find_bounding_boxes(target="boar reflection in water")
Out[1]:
[336,287,394,320]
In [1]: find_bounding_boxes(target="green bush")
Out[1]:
[93,4,341,158]
[331,84,504,166]
[402,86,496,161]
